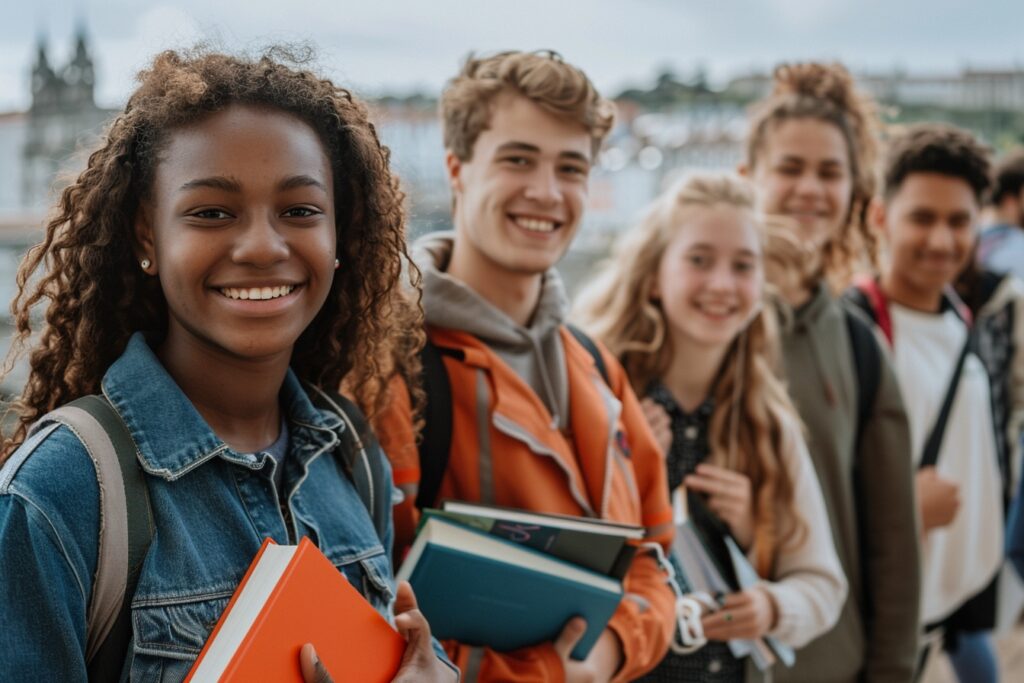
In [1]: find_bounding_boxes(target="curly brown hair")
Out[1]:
[1,46,424,454]
[881,122,992,202]
[746,62,882,292]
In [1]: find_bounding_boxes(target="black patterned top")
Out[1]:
[635,383,745,683]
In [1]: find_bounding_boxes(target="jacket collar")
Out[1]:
[101,333,342,481]
[791,281,832,329]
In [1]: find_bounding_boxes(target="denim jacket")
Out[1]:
[0,333,451,681]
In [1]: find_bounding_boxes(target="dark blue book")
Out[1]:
[432,501,643,580]
[396,516,623,660]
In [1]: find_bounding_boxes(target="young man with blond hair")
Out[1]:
[376,51,676,683]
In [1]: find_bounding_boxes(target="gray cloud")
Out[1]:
[1,0,1022,111]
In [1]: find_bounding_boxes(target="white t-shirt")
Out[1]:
[890,302,1003,625]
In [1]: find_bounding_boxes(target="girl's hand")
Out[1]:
[391,581,457,682]
[700,588,778,642]
[553,617,623,683]
[299,643,333,683]
[640,398,673,455]
[299,581,456,683]
[684,464,755,549]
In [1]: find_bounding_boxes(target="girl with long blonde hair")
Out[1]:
[575,173,846,681]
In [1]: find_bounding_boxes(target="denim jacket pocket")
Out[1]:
[128,592,231,682]
[330,547,396,622]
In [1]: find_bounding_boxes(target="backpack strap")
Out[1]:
[29,394,153,682]
[849,275,894,348]
[415,338,455,511]
[843,306,883,443]
[567,323,610,386]
[307,386,392,542]
[919,332,975,469]
[413,327,610,510]
[842,305,884,624]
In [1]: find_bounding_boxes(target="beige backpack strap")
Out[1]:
[35,405,130,661]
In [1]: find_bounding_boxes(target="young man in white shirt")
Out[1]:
[869,123,1002,683]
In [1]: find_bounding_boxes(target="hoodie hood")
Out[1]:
[414,231,571,428]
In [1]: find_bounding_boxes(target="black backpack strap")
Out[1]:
[919,333,975,469]
[59,395,153,683]
[415,339,454,510]
[842,306,883,625]
[843,307,882,442]
[413,326,607,510]
[566,323,610,386]
[308,387,392,542]
[844,286,877,327]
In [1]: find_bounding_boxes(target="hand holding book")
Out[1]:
[299,581,457,683]
[556,618,624,683]
[683,463,754,550]
[699,587,778,642]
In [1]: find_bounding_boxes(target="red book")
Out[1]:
[186,537,406,682]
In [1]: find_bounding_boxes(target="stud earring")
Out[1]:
[140,258,151,270]
[334,258,340,270]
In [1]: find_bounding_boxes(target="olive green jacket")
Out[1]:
[773,285,921,683]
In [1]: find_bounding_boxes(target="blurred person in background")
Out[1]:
[574,172,847,683]
[955,249,1024,524]
[978,150,1024,281]
[740,62,921,683]
[857,123,1003,682]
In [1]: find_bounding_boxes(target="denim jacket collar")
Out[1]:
[101,333,344,481]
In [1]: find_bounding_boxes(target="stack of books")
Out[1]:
[396,501,645,660]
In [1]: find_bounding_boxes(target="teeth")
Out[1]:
[221,286,295,301]
[514,217,557,233]
[698,304,733,316]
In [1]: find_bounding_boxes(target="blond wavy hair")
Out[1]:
[574,173,804,575]
[441,50,615,161]
[746,62,882,292]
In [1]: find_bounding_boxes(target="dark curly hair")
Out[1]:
[992,149,1024,205]
[1,46,424,454]
[746,62,881,293]
[881,123,992,202]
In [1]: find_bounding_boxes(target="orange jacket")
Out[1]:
[376,325,675,683]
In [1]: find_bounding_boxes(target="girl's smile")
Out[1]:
[654,204,763,352]
[136,104,336,363]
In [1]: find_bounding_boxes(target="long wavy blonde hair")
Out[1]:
[574,173,804,575]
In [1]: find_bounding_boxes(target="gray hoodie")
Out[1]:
[415,232,571,429]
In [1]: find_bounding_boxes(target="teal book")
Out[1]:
[430,501,643,580]
[396,516,623,660]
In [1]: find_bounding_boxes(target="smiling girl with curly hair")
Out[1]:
[0,47,453,682]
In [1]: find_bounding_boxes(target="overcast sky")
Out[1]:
[2,0,1023,111]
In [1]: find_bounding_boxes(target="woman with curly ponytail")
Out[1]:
[741,62,921,683]
[0,47,454,682]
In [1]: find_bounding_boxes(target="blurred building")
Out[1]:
[0,29,115,218]
[0,28,118,392]
[3,32,1024,366]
